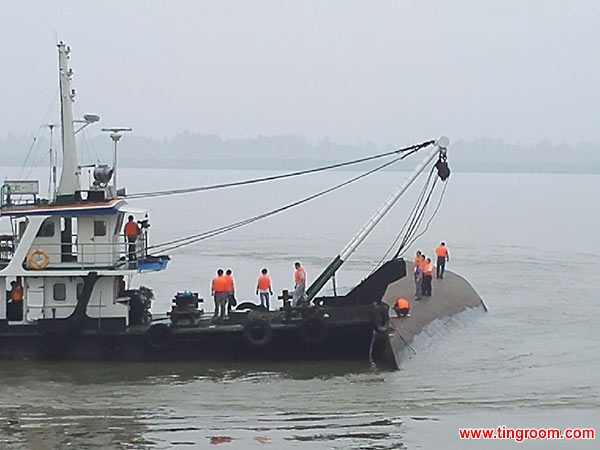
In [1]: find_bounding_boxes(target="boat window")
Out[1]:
[18,220,28,237]
[37,220,55,237]
[114,213,124,236]
[94,220,107,237]
[76,283,83,300]
[53,283,66,301]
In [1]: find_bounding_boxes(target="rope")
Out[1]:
[18,88,59,178]
[394,169,439,257]
[370,158,451,274]
[126,140,435,199]
[149,151,417,254]
[398,178,449,255]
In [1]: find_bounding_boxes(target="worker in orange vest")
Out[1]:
[414,262,423,300]
[293,262,307,306]
[435,242,450,279]
[224,269,236,313]
[124,215,140,263]
[211,269,229,321]
[413,250,422,268]
[394,298,410,317]
[422,257,433,296]
[8,279,24,321]
[256,268,274,310]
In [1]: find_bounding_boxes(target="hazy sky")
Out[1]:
[1,1,598,146]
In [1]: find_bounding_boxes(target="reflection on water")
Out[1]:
[1,361,407,449]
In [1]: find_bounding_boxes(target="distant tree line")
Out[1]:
[2,133,599,173]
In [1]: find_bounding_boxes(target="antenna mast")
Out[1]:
[47,124,57,200]
[56,42,80,200]
[101,127,132,197]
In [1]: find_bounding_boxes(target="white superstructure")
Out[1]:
[0,42,167,329]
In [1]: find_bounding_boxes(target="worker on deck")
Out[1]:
[256,268,273,310]
[8,279,23,321]
[211,269,229,321]
[414,262,423,300]
[124,215,140,265]
[394,298,410,317]
[413,250,422,268]
[293,261,307,306]
[435,242,450,279]
[224,269,236,313]
[422,256,433,297]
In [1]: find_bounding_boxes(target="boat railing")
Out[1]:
[0,181,46,209]
[18,238,145,270]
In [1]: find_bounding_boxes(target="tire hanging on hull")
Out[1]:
[39,331,68,358]
[298,315,327,344]
[98,333,122,356]
[145,323,173,351]
[242,314,273,347]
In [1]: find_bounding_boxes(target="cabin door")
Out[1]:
[78,217,97,266]
[0,277,5,320]
[26,277,44,321]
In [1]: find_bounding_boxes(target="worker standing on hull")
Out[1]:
[435,242,450,279]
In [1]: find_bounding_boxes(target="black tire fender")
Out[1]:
[242,314,273,347]
[299,315,327,344]
[98,333,122,356]
[39,331,67,358]
[145,323,173,351]
[371,302,390,332]
[236,302,267,312]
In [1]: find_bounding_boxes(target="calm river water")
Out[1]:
[1,166,598,449]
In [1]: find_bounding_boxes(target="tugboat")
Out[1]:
[0,42,450,364]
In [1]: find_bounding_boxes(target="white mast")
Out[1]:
[56,42,80,198]
[47,123,57,200]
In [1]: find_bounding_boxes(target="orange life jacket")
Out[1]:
[223,274,234,292]
[424,263,433,276]
[294,267,307,284]
[413,256,421,266]
[124,221,138,237]
[435,245,447,257]
[11,285,23,301]
[257,274,271,290]
[212,275,228,293]
[395,298,409,309]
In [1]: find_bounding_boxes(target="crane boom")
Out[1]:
[305,136,449,301]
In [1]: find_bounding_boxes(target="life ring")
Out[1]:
[371,302,390,333]
[145,323,173,351]
[299,315,327,344]
[39,330,67,358]
[27,248,50,270]
[242,314,273,347]
[98,333,122,356]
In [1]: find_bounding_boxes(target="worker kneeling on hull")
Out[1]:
[394,298,410,317]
